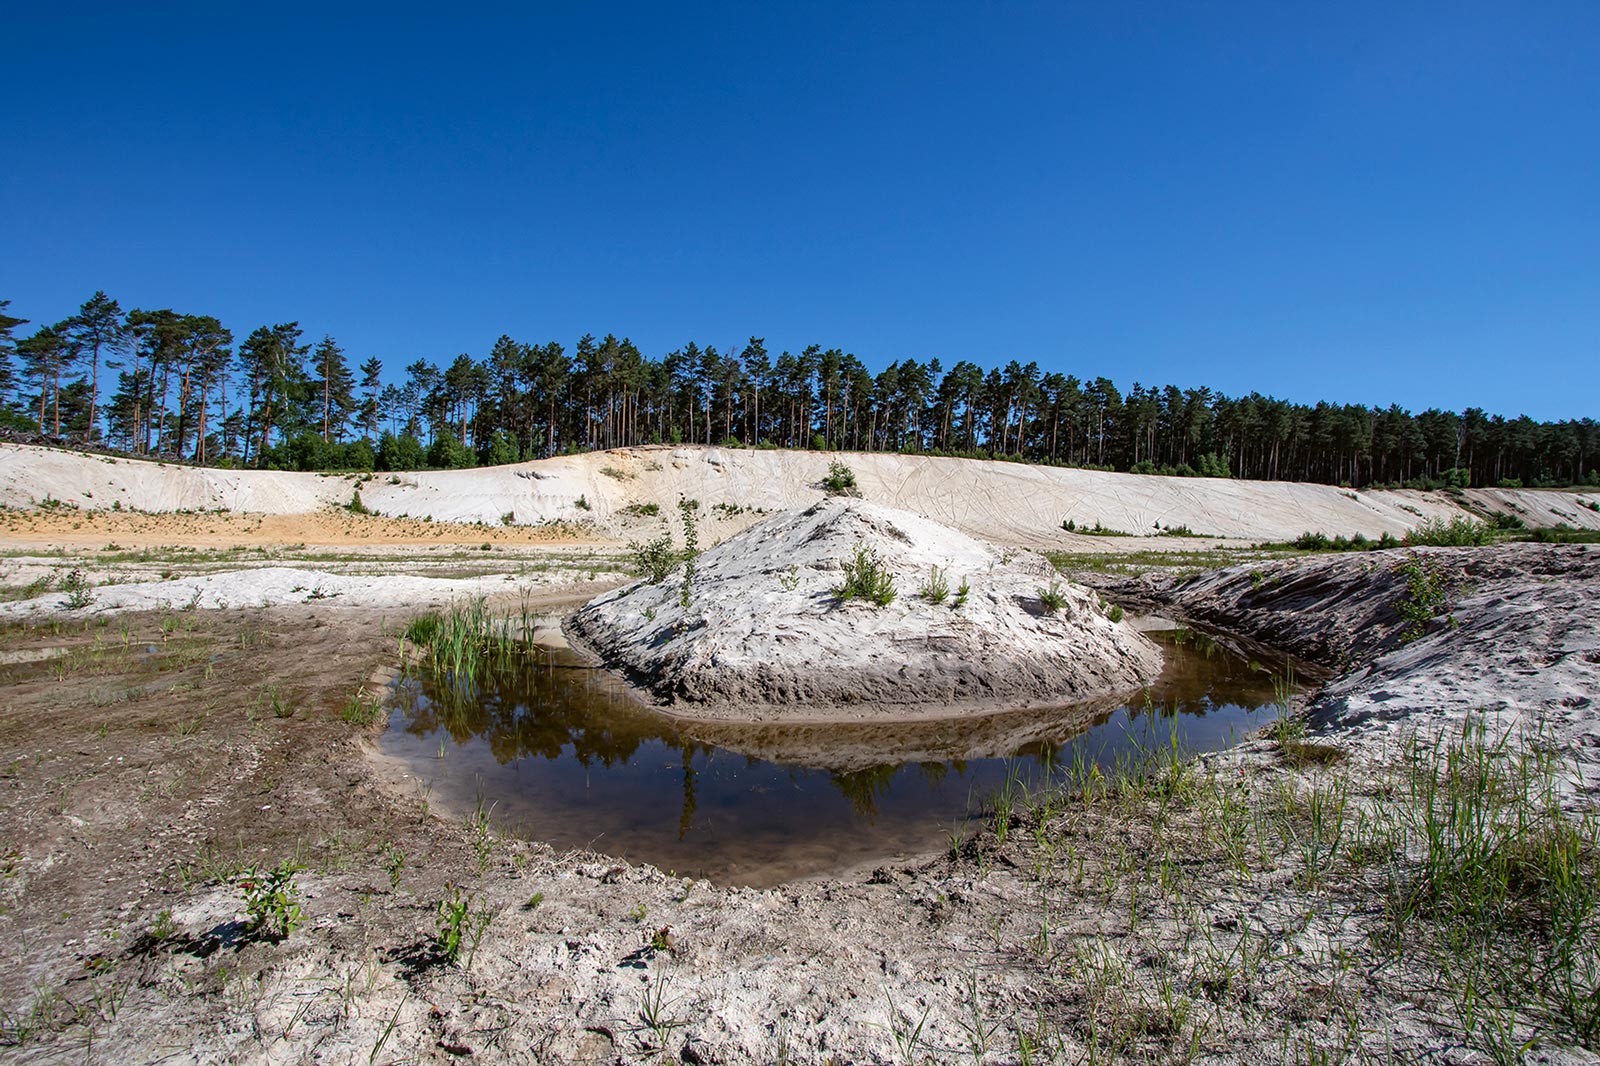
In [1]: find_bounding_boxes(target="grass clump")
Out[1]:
[620,502,660,518]
[919,565,950,605]
[340,689,384,727]
[404,598,541,691]
[1382,717,1600,1046]
[836,544,896,606]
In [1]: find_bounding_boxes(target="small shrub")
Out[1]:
[836,544,897,606]
[240,861,305,941]
[620,502,660,518]
[678,498,700,610]
[574,495,590,511]
[1394,554,1456,642]
[383,845,406,890]
[599,466,632,481]
[1404,516,1491,547]
[1528,526,1600,544]
[60,568,95,610]
[919,566,950,605]
[1037,579,1068,613]
[821,460,860,497]
[345,488,372,515]
[501,510,516,526]
[1066,519,1129,537]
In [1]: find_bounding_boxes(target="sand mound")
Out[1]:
[568,499,1162,720]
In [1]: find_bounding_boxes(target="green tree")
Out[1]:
[312,335,356,442]
[358,357,383,440]
[17,323,73,434]
[67,291,125,441]
[0,299,28,407]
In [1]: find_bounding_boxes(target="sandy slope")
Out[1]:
[1093,543,1600,791]
[5,441,1597,546]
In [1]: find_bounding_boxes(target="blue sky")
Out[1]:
[3,2,1596,419]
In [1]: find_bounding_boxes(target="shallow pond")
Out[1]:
[378,629,1295,886]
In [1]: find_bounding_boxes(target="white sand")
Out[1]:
[0,565,607,618]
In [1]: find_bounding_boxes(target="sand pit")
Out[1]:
[568,498,1162,720]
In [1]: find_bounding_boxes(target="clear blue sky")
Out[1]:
[4,3,1596,420]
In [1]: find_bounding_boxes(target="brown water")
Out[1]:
[378,629,1291,886]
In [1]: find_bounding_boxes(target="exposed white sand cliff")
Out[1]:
[5,441,1597,546]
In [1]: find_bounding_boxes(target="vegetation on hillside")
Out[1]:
[1,293,1595,487]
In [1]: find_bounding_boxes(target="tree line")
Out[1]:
[1,292,1595,490]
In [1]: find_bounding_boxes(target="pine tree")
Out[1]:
[358,357,382,440]
[68,292,125,441]
[0,300,28,408]
[312,335,355,441]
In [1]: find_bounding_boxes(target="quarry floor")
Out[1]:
[0,506,1596,1064]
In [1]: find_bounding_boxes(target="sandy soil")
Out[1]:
[1,580,1594,1063]
[0,507,599,548]
[570,499,1161,720]
[1,446,1598,1063]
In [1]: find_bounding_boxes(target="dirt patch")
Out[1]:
[0,507,598,548]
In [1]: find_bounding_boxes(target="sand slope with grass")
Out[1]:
[1096,542,1600,791]
[5,441,1598,547]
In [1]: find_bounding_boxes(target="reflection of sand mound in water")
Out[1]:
[682,694,1131,772]
[568,498,1162,721]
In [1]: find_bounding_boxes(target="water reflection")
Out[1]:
[379,629,1291,885]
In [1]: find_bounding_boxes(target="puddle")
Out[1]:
[378,629,1298,886]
